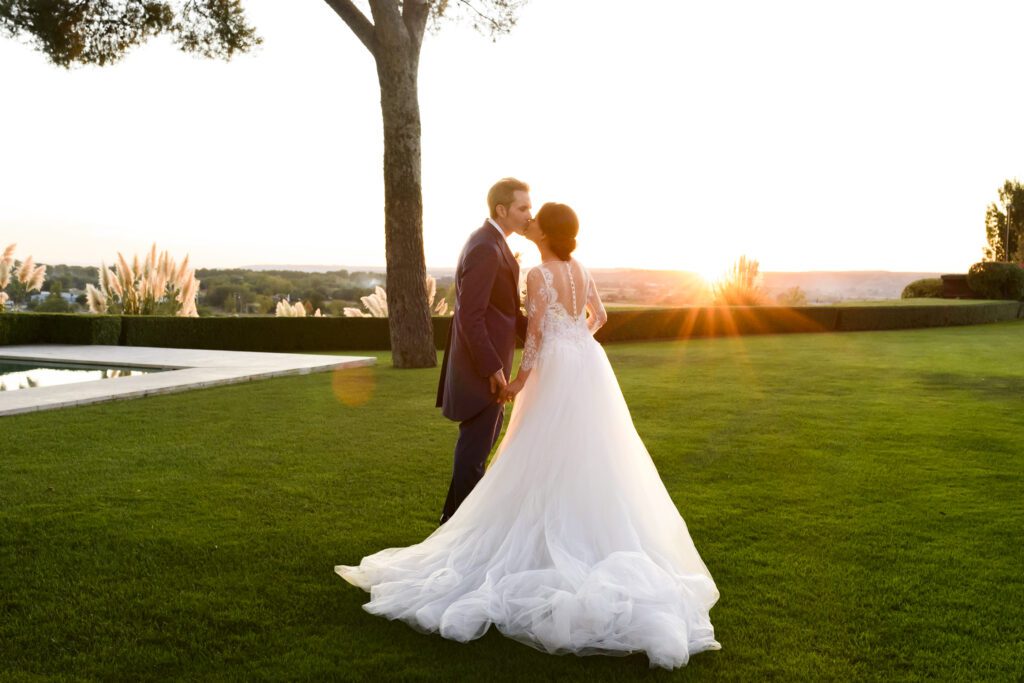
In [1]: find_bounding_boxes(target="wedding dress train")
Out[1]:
[336,260,720,669]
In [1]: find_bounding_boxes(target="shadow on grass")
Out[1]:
[916,372,1024,397]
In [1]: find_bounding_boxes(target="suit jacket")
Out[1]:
[436,221,528,422]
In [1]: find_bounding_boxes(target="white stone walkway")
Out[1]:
[0,345,375,416]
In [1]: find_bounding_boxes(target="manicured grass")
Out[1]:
[2,322,1023,680]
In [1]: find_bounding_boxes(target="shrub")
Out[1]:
[901,278,944,299]
[966,262,1024,300]
[275,300,319,317]
[87,245,200,316]
[776,286,809,306]
[1,244,47,308]
[343,275,450,317]
[713,255,766,305]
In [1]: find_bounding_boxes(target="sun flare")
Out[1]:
[693,265,728,288]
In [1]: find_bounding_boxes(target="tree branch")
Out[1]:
[402,0,429,50]
[367,0,402,45]
[322,0,376,54]
[427,0,522,39]
[455,0,502,33]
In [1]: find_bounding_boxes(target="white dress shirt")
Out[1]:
[487,217,509,242]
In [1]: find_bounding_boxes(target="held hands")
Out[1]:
[497,377,524,404]
[489,369,523,404]
[489,370,508,397]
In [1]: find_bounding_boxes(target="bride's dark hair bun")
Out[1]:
[536,203,578,261]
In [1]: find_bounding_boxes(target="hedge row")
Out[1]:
[2,303,1022,351]
[0,313,450,351]
[120,316,398,351]
[0,313,121,346]
[593,302,1024,343]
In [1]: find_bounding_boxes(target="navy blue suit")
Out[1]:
[436,221,528,523]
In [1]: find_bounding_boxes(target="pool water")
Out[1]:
[0,360,167,392]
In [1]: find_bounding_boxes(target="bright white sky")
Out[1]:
[2,0,1022,278]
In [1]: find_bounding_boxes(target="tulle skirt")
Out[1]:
[336,336,720,669]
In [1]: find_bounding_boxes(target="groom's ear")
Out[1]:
[495,203,507,219]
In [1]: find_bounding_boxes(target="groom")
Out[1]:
[436,178,531,525]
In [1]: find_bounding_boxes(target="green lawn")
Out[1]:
[3,322,1023,681]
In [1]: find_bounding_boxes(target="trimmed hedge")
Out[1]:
[1,304,1022,352]
[831,304,1023,331]
[901,278,944,299]
[0,313,121,346]
[119,316,392,351]
[594,306,840,343]
[119,315,454,352]
[593,303,1023,341]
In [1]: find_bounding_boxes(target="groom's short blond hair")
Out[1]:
[488,178,530,219]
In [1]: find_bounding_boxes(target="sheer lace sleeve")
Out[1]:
[520,268,548,371]
[584,267,607,335]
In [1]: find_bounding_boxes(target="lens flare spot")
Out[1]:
[332,365,375,407]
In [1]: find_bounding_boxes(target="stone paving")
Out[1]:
[0,345,375,416]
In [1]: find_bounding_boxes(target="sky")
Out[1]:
[2,0,1023,279]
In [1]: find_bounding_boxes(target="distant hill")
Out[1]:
[243,264,458,278]
[242,264,387,273]
[241,265,944,303]
[588,269,943,304]
[759,271,942,302]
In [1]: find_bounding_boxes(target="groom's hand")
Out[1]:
[498,380,520,404]
[489,370,507,396]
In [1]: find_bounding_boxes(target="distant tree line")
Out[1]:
[41,264,98,292]
[194,268,453,316]
[196,268,389,316]
[18,265,458,317]
[195,268,371,315]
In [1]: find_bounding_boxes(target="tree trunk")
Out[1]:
[324,0,434,368]
[375,47,436,368]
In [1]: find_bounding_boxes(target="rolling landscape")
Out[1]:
[246,264,944,305]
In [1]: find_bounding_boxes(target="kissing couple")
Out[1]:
[337,178,720,669]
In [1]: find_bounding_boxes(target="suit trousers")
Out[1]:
[440,401,505,524]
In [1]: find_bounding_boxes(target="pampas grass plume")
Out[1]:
[16,255,34,284]
[27,265,46,292]
[86,284,107,313]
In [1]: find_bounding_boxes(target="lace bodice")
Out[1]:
[521,260,607,371]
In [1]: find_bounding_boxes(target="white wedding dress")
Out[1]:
[336,259,720,669]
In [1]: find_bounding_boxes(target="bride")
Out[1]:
[336,202,720,669]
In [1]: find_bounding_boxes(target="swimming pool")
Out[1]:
[0,360,167,392]
[0,345,375,416]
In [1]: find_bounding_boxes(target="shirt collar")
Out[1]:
[487,217,508,241]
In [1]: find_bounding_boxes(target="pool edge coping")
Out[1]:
[0,345,376,416]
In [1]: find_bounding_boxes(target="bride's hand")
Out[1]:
[499,377,524,403]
